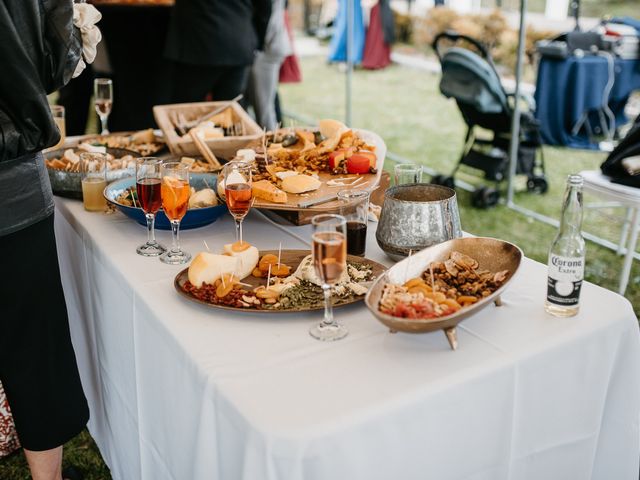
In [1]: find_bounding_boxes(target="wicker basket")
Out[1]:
[153,101,263,159]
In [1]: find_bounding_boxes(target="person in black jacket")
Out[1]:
[165,0,272,103]
[0,1,96,478]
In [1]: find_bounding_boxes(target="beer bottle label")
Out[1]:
[547,254,584,306]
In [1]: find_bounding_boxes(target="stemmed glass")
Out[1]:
[222,161,253,246]
[310,214,348,341]
[94,78,113,135]
[159,162,191,265]
[135,158,166,257]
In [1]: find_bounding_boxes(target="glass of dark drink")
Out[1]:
[310,214,348,341]
[222,161,253,246]
[338,189,370,257]
[135,157,166,257]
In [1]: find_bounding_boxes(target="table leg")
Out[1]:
[618,207,633,256]
[619,208,640,295]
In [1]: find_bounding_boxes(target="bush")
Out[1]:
[472,9,508,49]
[409,7,557,70]
[412,7,460,48]
[393,10,414,44]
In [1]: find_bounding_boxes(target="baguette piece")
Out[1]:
[252,180,288,203]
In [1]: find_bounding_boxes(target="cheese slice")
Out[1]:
[281,174,321,194]
[252,180,287,204]
[78,142,107,154]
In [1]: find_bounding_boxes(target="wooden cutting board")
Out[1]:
[252,128,387,213]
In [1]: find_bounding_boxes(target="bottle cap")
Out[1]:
[567,174,583,187]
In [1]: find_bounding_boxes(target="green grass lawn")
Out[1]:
[278,56,640,314]
[0,430,110,480]
[3,52,638,480]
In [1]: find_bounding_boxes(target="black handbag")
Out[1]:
[601,115,640,188]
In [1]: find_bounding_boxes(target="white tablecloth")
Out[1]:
[53,197,640,480]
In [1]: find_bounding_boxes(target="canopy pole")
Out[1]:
[506,0,527,207]
[346,0,354,127]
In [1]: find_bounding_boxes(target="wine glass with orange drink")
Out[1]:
[159,162,191,265]
[222,161,253,246]
[309,214,349,341]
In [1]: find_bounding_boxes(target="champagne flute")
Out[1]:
[310,214,348,341]
[94,78,113,135]
[159,162,191,265]
[222,161,253,246]
[135,158,166,257]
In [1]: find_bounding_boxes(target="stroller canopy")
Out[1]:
[439,47,509,115]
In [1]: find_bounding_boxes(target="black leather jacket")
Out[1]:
[0,0,82,235]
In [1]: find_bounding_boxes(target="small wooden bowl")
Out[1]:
[365,237,522,350]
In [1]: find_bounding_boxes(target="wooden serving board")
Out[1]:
[265,170,390,226]
[252,128,387,214]
[174,249,387,314]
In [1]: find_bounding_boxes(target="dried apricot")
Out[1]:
[216,282,234,298]
[441,299,461,311]
[404,278,425,288]
[255,287,279,299]
[231,241,251,252]
[259,254,278,271]
[270,264,291,277]
[456,295,478,305]
[408,285,431,297]
[252,267,265,278]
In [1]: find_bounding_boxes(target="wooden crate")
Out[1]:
[262,170,391,226]
[153,101,263,159]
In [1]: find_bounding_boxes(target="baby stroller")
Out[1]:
[431,31,548,208]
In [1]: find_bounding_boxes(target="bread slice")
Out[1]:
[281,175,322,194]
[252,179,288,203]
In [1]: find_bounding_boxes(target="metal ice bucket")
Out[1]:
[375,184,462,260]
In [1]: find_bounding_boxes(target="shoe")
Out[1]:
[62,465,84,480]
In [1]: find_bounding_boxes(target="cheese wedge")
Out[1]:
[318,119,348,140]
[188,252,239,287]
[217,170,247,197]
[252,180,287,204]
[189,188,217,208]
[222,243,259,279]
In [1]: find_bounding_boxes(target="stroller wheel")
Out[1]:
[431,174,455,189]
[526,175,549,194]
[471,186,500,209]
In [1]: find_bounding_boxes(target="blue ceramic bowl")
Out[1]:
[104,173,227,230]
